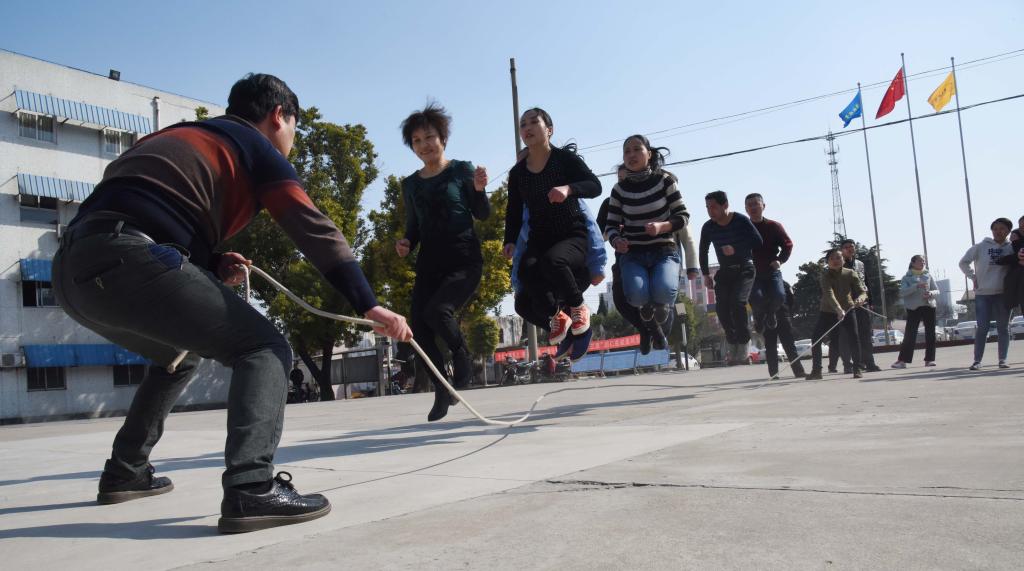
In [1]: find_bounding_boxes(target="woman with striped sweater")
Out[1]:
[604,135,690,351]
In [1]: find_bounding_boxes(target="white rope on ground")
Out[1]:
[168,265,539,427]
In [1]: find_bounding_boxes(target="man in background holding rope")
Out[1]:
[52,73,411,533]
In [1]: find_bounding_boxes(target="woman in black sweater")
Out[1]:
[396,104,489,422]
[503,108,602,346]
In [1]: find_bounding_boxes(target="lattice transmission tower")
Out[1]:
[825,130,846,238]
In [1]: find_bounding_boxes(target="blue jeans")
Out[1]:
[974,294,1010,362]
[749,270,785,316]
[620,246,681,327]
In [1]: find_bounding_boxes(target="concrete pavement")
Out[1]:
[1,343,1022,570]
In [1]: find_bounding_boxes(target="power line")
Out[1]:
[584,91,1024,178]
[577,47,1024,153]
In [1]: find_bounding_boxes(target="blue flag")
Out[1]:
[839,90,863,128]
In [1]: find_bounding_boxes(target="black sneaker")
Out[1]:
[97,465,174,505]
[853,369,864,379]
[805,370,823,380]
[791,362,806,378]
[427,384,457,422]
[865,365,882,373]
[639,329,652,355]
[827,367,838,373]
[651,323,668,351]
[842,367,853,374]
[653,304,671,325]
[451,347,472,390]
[219,472,331,534]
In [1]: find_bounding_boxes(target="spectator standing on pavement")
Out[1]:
[699,191,763,364]
[806,250,867,380]
[959,218,1016,370]
[891,255,939,368]
[395,103,489,422]
[994,215,1024,317]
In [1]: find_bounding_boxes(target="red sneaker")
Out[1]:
[548,311,570,345]
[569,304,590,336]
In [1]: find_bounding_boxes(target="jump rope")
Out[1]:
[166,266,889,426]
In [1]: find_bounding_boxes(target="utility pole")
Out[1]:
[510,57,538,363]
[825,130,847,239]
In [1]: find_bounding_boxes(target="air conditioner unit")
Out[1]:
[56,224,68,238]
[0,352,26,368]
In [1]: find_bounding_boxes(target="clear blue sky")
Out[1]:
[6,0,1023,315]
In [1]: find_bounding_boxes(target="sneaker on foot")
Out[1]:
[97,465,173,505]
[865,365,882,373]
[569,327,593,363]
[891,361,907,369]
[968,362,981,371]
[569,304,590,336]
[853,369,863,379]
[638,328,652,356]
[548,311,571,345]
[554,331,575,361]
[805,370,823,380]
[827,367,838,373]
[999,360,1009,369]
[925,361,937,367]
[219,472,331,534]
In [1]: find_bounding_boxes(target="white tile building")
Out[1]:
[0,49,231,423]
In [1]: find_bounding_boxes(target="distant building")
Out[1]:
[0,50,229,423]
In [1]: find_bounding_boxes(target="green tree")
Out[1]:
[194,106,209,121]
[226,107,378,400]
[465,314,500,365]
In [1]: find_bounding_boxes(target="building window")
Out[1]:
[113,364,147,386]
[22,280,57,307]
[103,130,136,155]
[18,113,56,143]
[19,194,60,224]
[27,367,66,391]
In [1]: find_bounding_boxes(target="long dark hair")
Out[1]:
[624,134,670,173]
[521,107,580,156]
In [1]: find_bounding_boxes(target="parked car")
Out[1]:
[951,320,998,341]
[872,329,903,347]
[793,339,826,360]
[1010,316,1024,340]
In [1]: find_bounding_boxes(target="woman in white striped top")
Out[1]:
[604,135,690,351]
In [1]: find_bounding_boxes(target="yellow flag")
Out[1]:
[928,72,956,112]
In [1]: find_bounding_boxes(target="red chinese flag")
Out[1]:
[875,67,906,119]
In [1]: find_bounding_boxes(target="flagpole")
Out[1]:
[950,57,976,245]
[901,53,930,267]
[949,56,976,305]
[857,82,892,345]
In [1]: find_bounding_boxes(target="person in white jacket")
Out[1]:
[892,255,940,368]
[959,218,1016,370]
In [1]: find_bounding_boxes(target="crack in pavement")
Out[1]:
[538,479,1024,501]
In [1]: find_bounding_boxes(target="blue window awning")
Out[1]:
[15,90,152,134]
[22,344,150,368]
[20,258,53,282]
[18,173,95,203]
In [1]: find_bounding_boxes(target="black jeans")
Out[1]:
[517,230,589,319]
[516,265,591,330]
[714,263,755,344]
[898,306,936,363]
[829,307,877,369]
[611,261,643,330]
[812,311,861,372]
[763,306,801,377]
[53,229,291,489]
[410,261,482,388]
